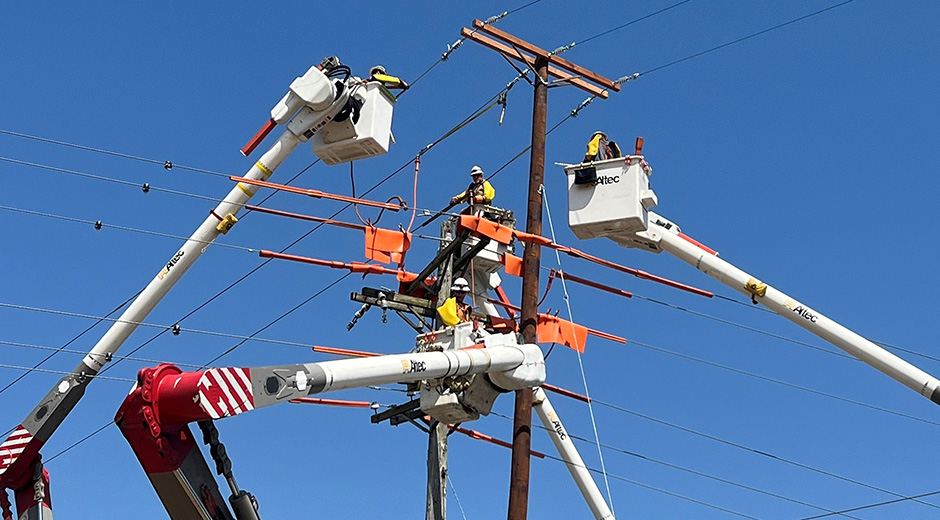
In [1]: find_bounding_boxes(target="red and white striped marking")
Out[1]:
[197,368,254,419]
[0,425,32,476]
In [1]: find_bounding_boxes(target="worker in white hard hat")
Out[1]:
[450,277,473,323]
[583,130,622,162]
[437,277,474,326]
[450,165,495,207]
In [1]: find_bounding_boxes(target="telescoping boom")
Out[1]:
[116,328,546,519]
[563,150,940,406]
[0,56,397,519]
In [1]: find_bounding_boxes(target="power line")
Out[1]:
[410,0,545,87]
[537,451,764,520]
[624,336,940,428]
[491,411,864,518]
[0,156,222,203]
[797,490,940,520]
[0,204,256,253]
[590,397,940,507]
[640,0,858,77]
[0,128,230,178]
[27,70,534,465]
[0,291,140,396]
[574,0,694,47]
[0,339,207,370]
[0,363,134,383]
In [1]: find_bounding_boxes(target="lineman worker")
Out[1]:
[451,277,474,323]
[450,165,495,207]
[436,277,474,326]
[368,65,409,90]
[583,131,622,162]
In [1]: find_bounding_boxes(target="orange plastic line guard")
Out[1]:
[259,251,415,279]
[587,328,626,344]
[679,232,718,256]
[451,425,546,459]
[487,297,521,312]
[562,247,713,298]
[459,214,513,245]
[555,270,633,299]
[289,397,373,408]
[231,176,402,211]
[312,345,380,358]
[541,383,591,403]
[245,205,365,231]
[510,231,712,298]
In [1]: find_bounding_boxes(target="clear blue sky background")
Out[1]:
[2,1,939,518]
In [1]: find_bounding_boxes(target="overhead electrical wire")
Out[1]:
[29,61,554,465]
[0,128,230,178]
[7,289,936,430]
[0,204,256,253]
[623,336,940,428]
[796,490,940,520]
[408,0,545,87]
[5,2,879,509]
[538,452,763,520]
[0,290,141,397]
[590,398,940,509]
[490,411,867,519]
[0,156,222,203]
[640,0,858,77]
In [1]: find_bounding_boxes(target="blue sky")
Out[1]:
[2,1,940,518]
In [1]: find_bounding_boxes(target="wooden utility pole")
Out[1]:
[460,20,620,520]
[427,220,455,520]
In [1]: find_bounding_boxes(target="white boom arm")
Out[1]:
[647,214,940,403]
[563,155,940,406]
[0,59,377,518]
[533,387,615,520]
[116,340,546,520]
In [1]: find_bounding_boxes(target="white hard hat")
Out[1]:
[451,277,471,292]
[370,65,387,76]
[592,130,607,139]
[469,165,484,177]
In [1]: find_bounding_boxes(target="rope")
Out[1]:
[540,184,615,515]
[447,475,470,520]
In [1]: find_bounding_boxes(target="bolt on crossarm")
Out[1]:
[0,57,399,518]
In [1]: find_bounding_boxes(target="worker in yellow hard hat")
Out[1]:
[450,165,495,207]
[583,131,622,162]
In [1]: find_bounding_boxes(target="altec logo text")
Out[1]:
[157,250,185,280]
[595,175,620,185]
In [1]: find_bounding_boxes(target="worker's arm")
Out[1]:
[608,140,622,158]
[372,73,408,90]
[584,134,602,162]
[451,190,469,205]
[482,181,495,203]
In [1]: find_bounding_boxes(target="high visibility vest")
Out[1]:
[453,180,495,204]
